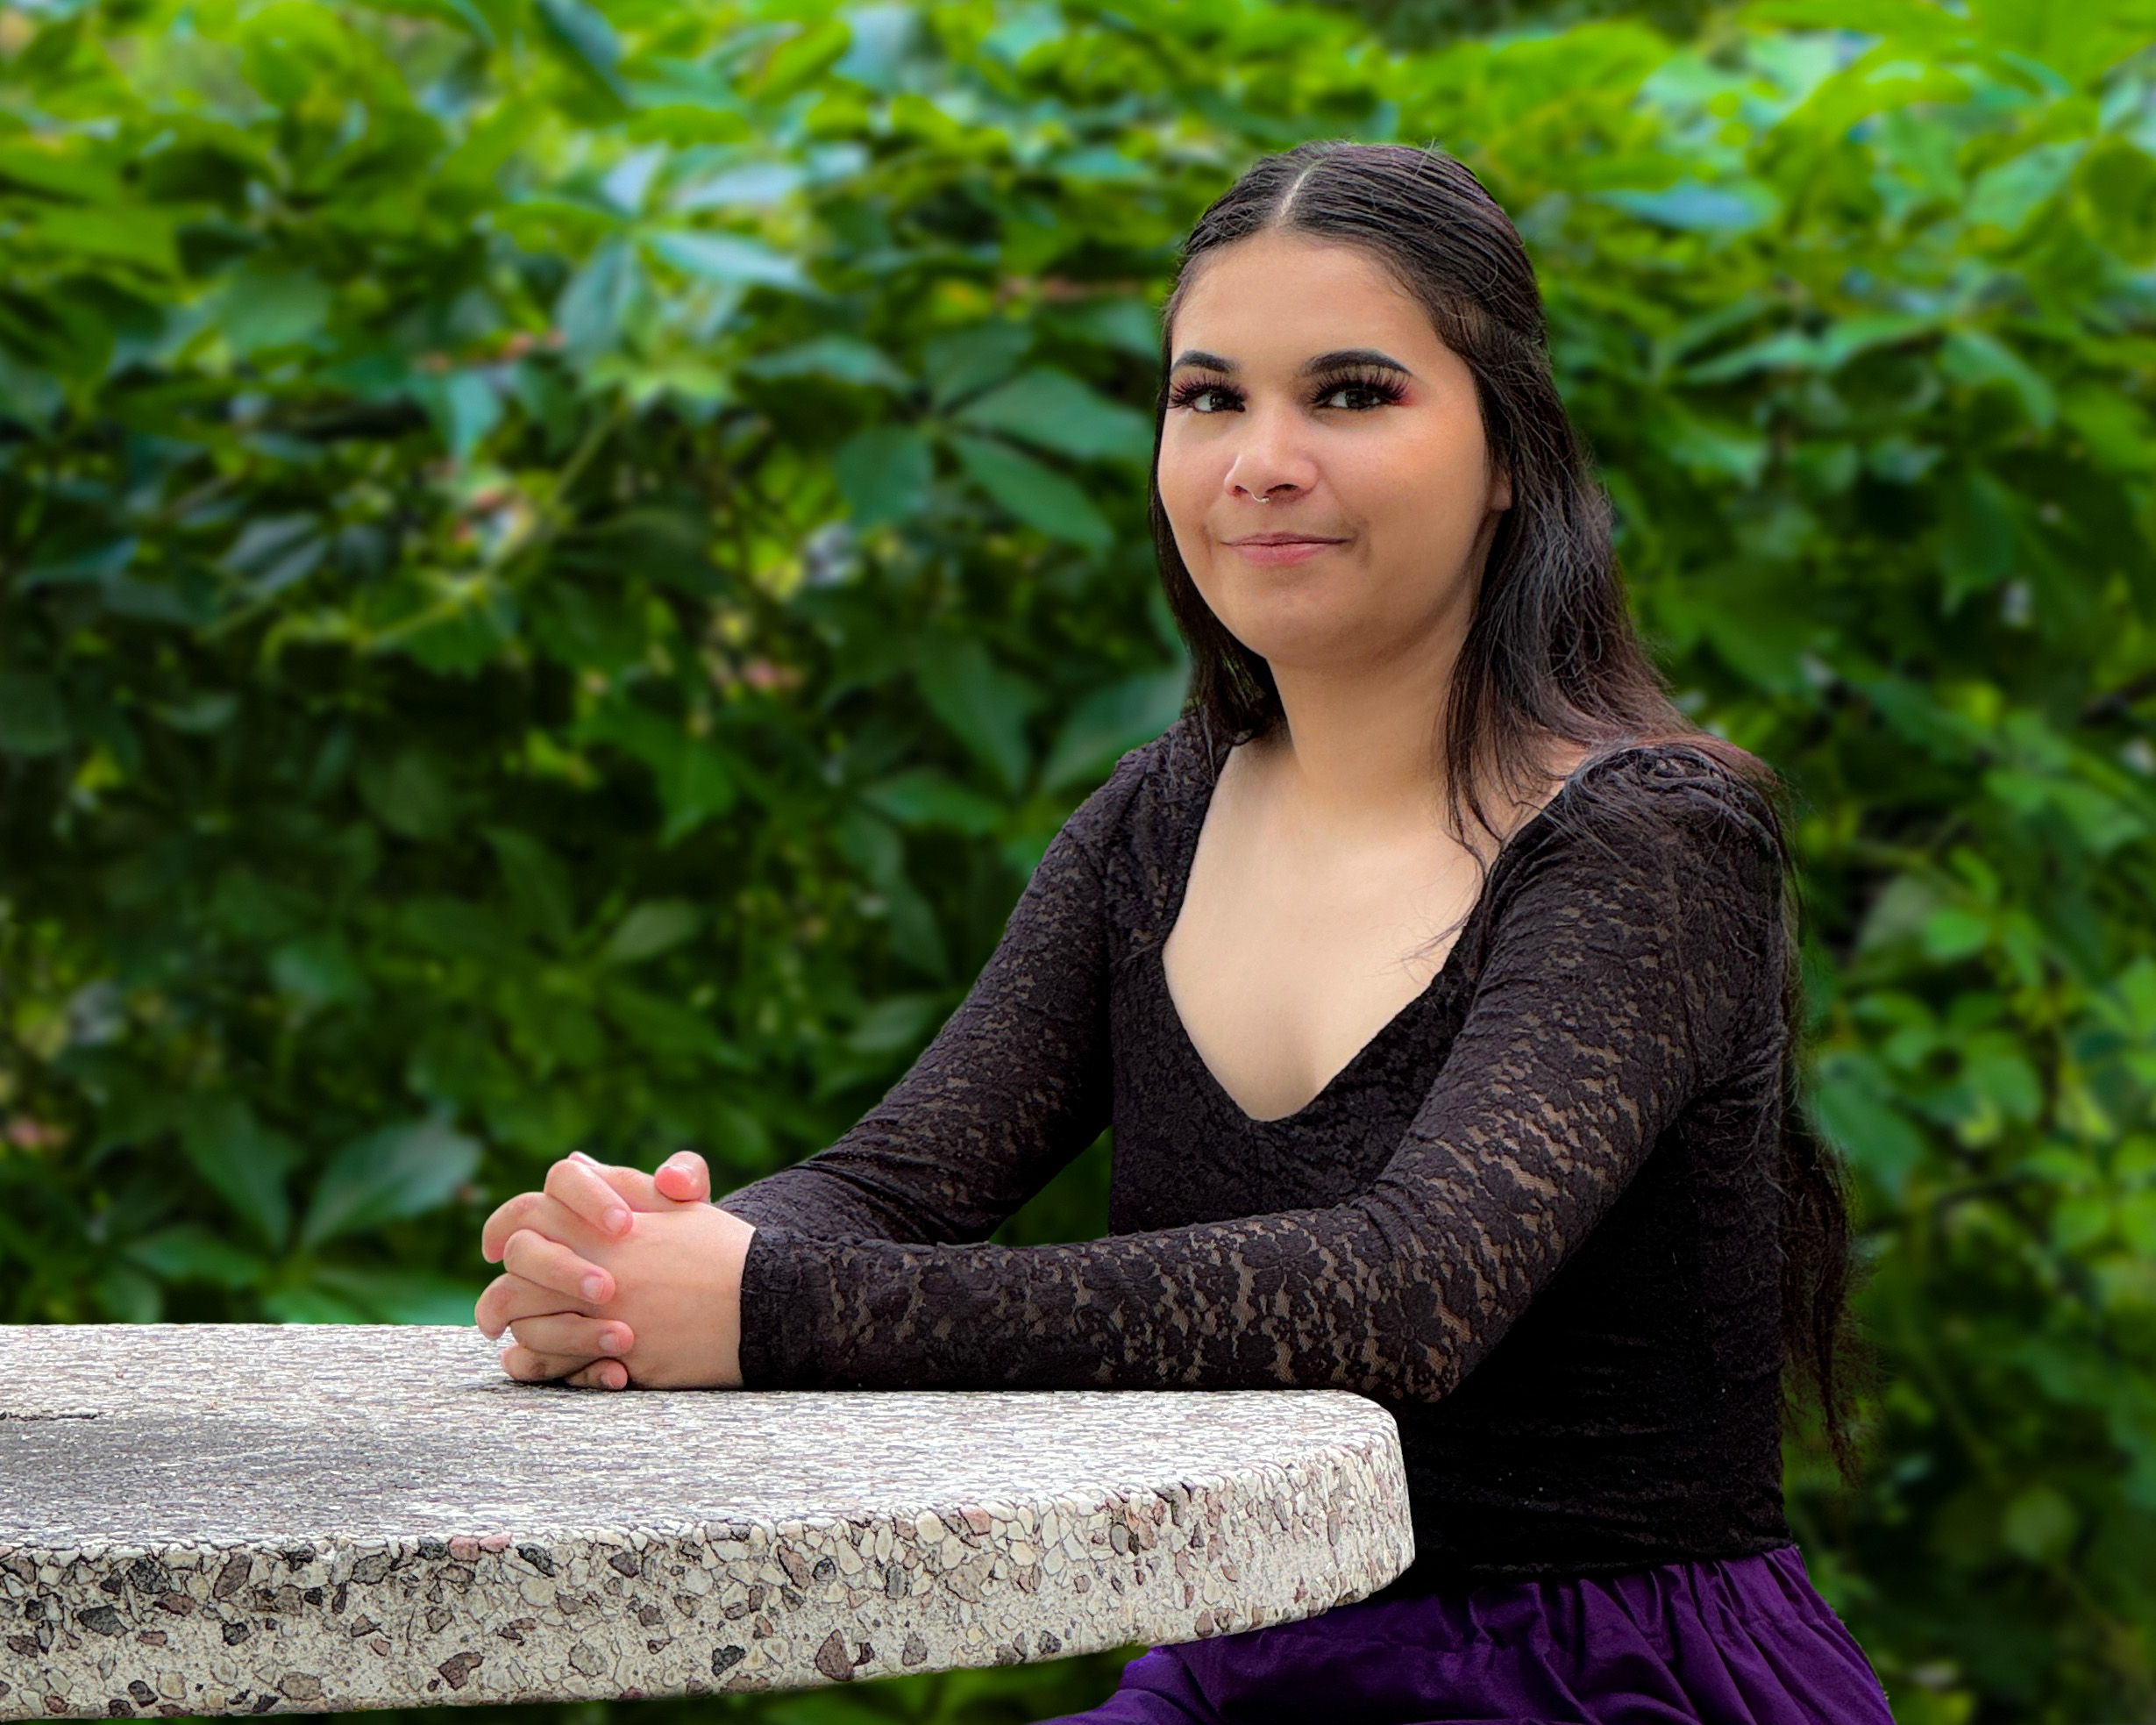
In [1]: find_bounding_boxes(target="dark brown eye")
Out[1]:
[1168,377,1242,413]
[1313,370,1408,410]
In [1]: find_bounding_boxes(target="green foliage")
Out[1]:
[2,0,2154,1719]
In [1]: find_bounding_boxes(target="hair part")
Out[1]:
[1147,139,1867,1477]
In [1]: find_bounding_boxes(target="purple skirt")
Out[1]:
[1046,1545,1890,1724]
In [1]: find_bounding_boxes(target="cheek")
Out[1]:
[1346,421,1491,528]
[1154,429,1221,551]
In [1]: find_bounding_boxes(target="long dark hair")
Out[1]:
[1147,140,1865,1475]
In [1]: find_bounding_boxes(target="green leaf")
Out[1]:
[1940,467,2018,608]
[953,367,1153,462]
[1940,328,2058,431]
[0,671,69,756]
[398,897,526,966]
[601,982,728,1059]
[1965,141,2083,236]
[922,323,1031,408]
[1597,181,1778,232]
[2001,1484,2077,1564]
[860,767,1005,834]
[1811,1058,1928,1196]
[658,738,736,845]
[743,335,909,388]
[553,507,718,596]
[556,238,640,357]
[914,636,1040,792]
[224,515,327,598]
[947,433,1112,549]
[261,1285,372,1324]
[1042,666,1188,790]
[834,425,933,527]
[2075,139,2156,264]
[270,930,370,1010]
[845,993,941,1056]
[533,0,627,98]
[125,1225,267,1289]
[299,1116,481,1251]
[0,139,123,203]
[601,899,702,963]
[96,1265,163,1324]
[219,261,332,356]
[484,826,576,948]
[154,692,240,734]
[1922,908,1993,962]
[358,748,457,841]
[180,1096,299,1250]
[1052,296,1161,360]
[644,229,808,291]
[24,204,178,274]
[310,1266,484,1325]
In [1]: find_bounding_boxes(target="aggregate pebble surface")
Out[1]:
[0,1325,1412,1718]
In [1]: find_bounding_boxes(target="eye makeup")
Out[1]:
[1166,364,1410,414]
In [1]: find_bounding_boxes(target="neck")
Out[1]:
[1260,629,1465,830]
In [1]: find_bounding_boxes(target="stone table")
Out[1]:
[0,1325,1412,1718]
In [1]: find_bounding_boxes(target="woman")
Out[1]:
[474,141,1891,1722]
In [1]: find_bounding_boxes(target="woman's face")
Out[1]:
[1156,230,1511,682]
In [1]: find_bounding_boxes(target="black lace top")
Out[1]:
[722,717,1795,1590]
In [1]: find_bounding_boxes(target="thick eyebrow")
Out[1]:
[1166,346,1416,378]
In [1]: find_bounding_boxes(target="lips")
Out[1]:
[1221,532,1345,567]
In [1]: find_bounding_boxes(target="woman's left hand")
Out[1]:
[476,1194,756,1390]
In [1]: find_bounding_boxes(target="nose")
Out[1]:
[1221,401,1316,506]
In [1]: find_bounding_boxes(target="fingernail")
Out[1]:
[606,1207,631,1234]
[602,1329,628,1354]
[582,1274,607,1301]
[570,1151,600,1167]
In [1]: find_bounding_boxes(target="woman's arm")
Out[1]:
[474,747,1139,1386]
[736,758,1787,1400]
[714,776,1122,1245]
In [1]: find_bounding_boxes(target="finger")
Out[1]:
[502,1313,633,1359]
[654,1151,712,1203]
[502,1228,615,1303]
[564,1358,629,1391]
[497,1341,607,1385]
[480,1190,602,1265]
[480,1189,542,1264]
[571,1151,692,1215]
[475,1272,595,1338]
[546,1156,634,1237]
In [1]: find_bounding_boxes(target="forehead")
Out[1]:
[1171,232,1435,357]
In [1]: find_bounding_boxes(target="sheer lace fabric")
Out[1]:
[723,720,1794,1587]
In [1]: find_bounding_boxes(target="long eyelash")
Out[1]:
[1312,367,1408,406]
[1165,368,1408,411]
[1167,374,1237,410]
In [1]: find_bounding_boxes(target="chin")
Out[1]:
[1226,617,1393,677]
[1206,578,1387,667]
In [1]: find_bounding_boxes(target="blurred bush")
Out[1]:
[2,0,2154,1718]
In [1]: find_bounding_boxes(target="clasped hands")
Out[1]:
[474,1149,751,1391]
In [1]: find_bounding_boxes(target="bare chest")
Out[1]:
[1161,805,1485,1123]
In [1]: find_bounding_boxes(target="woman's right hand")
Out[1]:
[475,1150,715,1386]
[566,1147,715,1215]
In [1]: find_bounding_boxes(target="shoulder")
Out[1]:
[1505,737,1788,905]
[1026,711,1207,898]
[1050,711,1212,856]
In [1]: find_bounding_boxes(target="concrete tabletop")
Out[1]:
[0,1325,1412,1718]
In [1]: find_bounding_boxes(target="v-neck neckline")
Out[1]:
[1148,718,1600,1130]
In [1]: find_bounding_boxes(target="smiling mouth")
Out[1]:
[1225,533,1347,546]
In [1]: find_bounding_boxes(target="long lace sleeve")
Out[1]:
[714,756,1135,1246]
[735,752,1787,1398]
